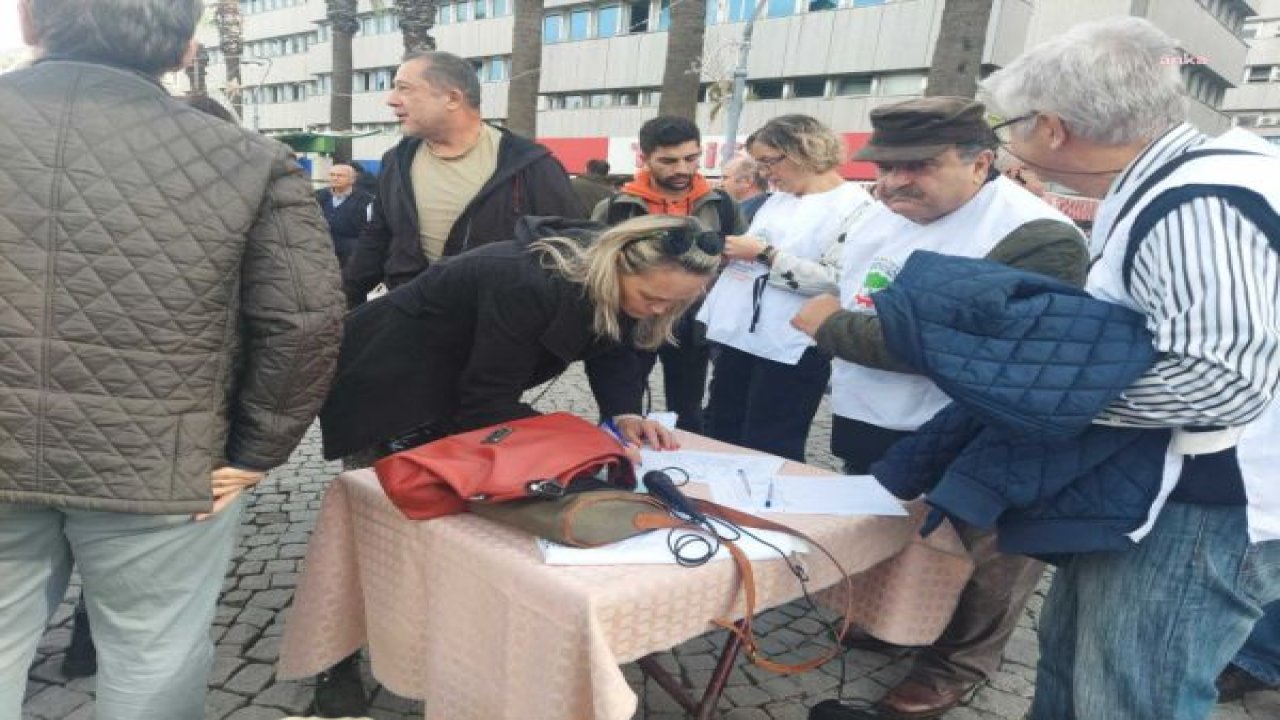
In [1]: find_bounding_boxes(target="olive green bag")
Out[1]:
[468,490,666,548]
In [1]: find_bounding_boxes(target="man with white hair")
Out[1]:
[981,17,1280,718]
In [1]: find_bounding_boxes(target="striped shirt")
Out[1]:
[1097,123,1280,427]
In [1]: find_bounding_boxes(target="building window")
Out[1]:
[767,0,794,18]
[589,93,610,108]
[879,72,925,96]
[853,0,887,6]
[628,0,650,32]
[544,14,565,43]
[658,0,671,30]
[618,91,639,106]
[455,0,470,22]
[809,0,837,10]
[792,77,826,98]
[598,5,621,37]
[438,4,453,23]
[487,56,509,82]
[751,80,784,100]
[474,0,488,20]
[1247,65,1272,83]
[493,0,510,16]
[570,8,592,40]
[835,75,872,96]
[727,0,752,21]
[566,94,585,109]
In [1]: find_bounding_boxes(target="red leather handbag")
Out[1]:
[373,412,637,520]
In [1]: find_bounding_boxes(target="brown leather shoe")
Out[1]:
[877,678,977,719]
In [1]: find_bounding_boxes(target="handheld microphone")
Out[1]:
[643,469,706,522]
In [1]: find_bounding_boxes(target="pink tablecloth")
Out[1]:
[278,437,972,720]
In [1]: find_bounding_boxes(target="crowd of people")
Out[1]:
[0,2,1277,720]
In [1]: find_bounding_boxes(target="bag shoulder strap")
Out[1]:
[1123,182,1280,291]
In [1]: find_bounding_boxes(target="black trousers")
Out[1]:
[705,345,830,462]
[639,313,710,433]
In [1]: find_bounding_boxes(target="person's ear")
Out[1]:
[176,40,199,72]
[1041,114,1069,151]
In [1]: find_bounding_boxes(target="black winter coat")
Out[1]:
[342,127,582,305]
[315,188,374,260]
[320,227,644,459]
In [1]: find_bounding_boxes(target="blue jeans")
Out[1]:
[1234,600,1280,685]
[1029,502,1280,720]
[0,499,243,720]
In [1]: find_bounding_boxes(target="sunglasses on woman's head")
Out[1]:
[641,227,725,256]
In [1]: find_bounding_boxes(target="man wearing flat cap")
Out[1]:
[792,96,1087,718]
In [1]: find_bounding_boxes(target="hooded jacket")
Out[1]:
[343,129,581,305]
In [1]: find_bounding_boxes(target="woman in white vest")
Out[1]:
[697,115,874,461]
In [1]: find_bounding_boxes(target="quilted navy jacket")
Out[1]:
[868,251,1170,557]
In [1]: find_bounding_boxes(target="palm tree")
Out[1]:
[924,0,994,97]
[396,0,438,54]
[658,0,707,120]
[214,0,244,119]
[328,0,360,163]
[506,0,542,138]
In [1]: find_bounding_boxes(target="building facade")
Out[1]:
[177,0,1255,177]
[1223,0,1280,144]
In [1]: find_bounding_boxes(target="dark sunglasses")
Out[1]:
[637,227,725,256]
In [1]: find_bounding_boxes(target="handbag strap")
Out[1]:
[633,502,856,675]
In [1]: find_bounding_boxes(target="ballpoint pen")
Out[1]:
[600,418,630,449]
[737,468,753,498]
[764,478,776,509]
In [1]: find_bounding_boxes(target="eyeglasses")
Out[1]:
[988,112,1037,144]
[752,154,787,169]
[636,226,725,256]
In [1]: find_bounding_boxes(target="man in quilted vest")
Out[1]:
[0,2,345,719]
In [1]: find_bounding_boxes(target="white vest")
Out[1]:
[698,182,872,364]
[1087,129,1280,544]
[831,177,1080,430]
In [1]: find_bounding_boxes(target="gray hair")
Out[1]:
[980,18,1188,145]
[955,140,996,163]
[403,50,482,109]
[29,0,202,76]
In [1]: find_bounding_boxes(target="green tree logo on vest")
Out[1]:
[853,259,896,309]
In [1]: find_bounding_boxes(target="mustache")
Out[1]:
[880,187,925,201]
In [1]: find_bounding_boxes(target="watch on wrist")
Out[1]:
[756,244,778,266]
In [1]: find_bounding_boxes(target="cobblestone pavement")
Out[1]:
[22,366,1280,719]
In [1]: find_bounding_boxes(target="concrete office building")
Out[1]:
[181,0,1254,177]
[1223,0,1280,144]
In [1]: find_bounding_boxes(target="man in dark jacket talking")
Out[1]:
[343,50,581,306]
[0,1,345,718]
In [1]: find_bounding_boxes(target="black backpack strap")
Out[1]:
[605,193,636,226]
[711,188,738,234]
[1124,183,1280,291]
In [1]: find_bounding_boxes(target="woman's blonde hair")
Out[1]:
[532,215,720,351]
[748,114,844,174]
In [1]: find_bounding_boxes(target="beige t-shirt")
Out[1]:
[412,123,501,260]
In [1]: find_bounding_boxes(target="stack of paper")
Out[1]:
[711,475,907,517]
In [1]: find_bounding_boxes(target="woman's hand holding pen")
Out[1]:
[610,414,680,462]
